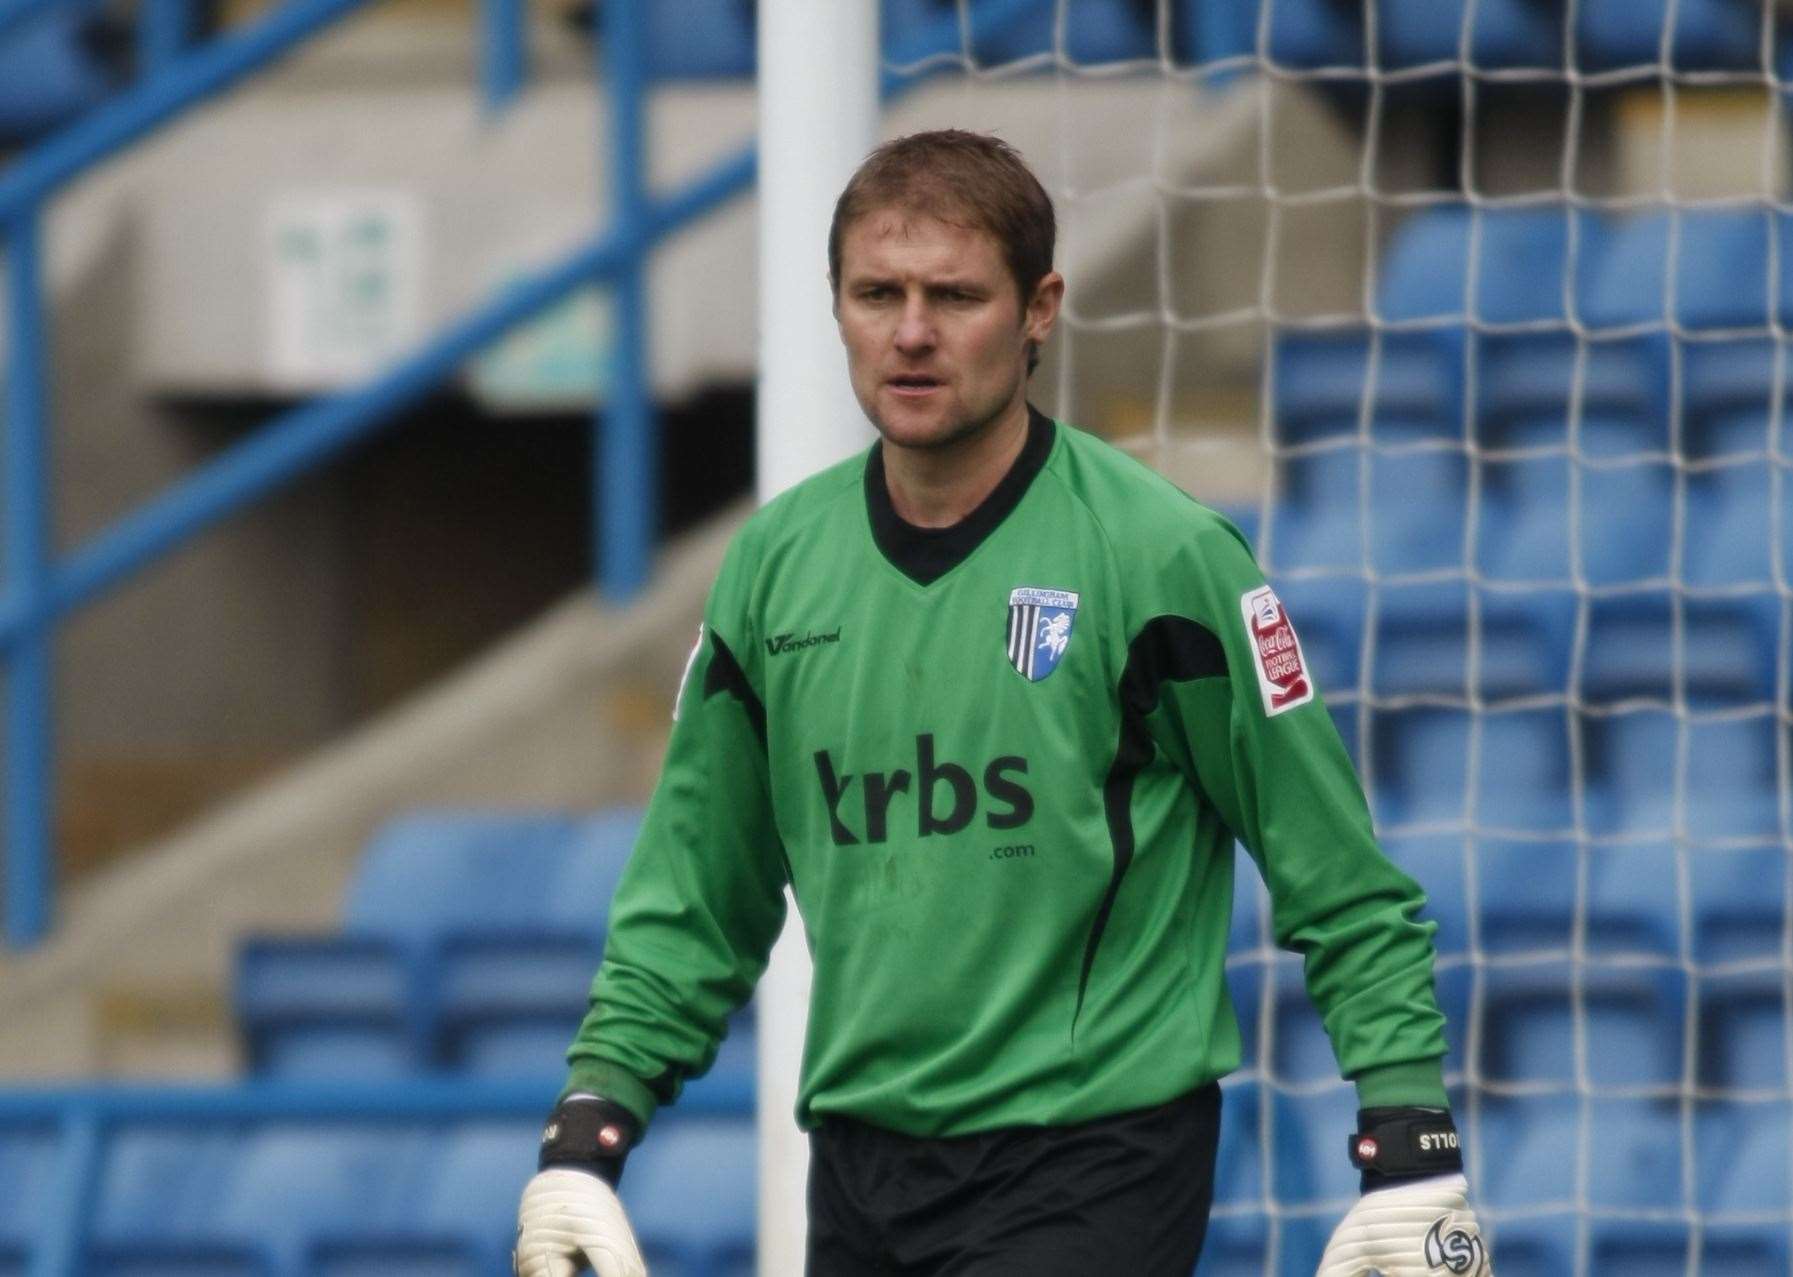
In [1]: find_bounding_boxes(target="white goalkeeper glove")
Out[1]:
[514,1093,648,1277]
[514,1166,647,1277]
[1316,1170,1490,1276]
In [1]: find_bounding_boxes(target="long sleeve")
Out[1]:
[1136,515,1449,1108]
[562,538,789,1129]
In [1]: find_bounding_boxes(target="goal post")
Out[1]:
[755,3,878,1270]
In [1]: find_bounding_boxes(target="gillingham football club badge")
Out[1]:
[1007,587,1079,682]
[1241,584,1313,716]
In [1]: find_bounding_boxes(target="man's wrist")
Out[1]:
[539,1093,641,1187]
[1347,1106,1464,1193]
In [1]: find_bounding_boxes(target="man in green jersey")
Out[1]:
[515,131,1493,1276]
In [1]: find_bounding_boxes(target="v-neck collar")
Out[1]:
[864,404,1057,587]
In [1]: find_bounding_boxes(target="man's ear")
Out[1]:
[1025,270,1066,345]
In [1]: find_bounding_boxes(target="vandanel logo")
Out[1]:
[766,627,842,656]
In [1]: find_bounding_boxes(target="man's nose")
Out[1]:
[894,298,935,353]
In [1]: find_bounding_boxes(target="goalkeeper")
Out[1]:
[515,129,1491,1277]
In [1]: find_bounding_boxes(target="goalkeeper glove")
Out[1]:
[1316,1108,1491,1276]
[514,1094,648,1277]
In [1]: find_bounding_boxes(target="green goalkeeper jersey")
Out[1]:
[564,407,1449,1137]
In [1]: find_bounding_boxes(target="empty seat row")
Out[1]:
[1200,0,1773,72]
[0,1113,753,1277]
[1275,205,1793,451]
[1269,446,1793,587]
[1269,576,1779,711]
[238,809,643,1079]
[634,0,1788,78]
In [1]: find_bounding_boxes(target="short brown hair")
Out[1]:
[828,129,1057,308]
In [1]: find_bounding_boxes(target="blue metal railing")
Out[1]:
[0,1076,752,1276]
[0,0,1045,950]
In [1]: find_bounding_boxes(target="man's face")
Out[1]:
[834,209,1061,451]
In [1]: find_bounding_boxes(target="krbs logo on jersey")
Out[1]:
[1006,587,1079,682]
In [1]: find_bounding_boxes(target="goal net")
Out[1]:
[879,2,1793,1273]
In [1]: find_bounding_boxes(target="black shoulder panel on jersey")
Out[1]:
[702,630,768,747]
[865,404,1056,585]
[1074,615,1228,1030]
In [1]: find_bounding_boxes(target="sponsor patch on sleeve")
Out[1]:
[1240,585,1314,717]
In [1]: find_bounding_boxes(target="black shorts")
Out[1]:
[806,1083,1222,1276]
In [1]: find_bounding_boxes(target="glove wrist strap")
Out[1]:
[539,1093,640,1188]
[1347,1106,1463,1193]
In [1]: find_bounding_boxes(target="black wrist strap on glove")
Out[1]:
[538,1092,641,1188]
[1347,1106,1463,1193]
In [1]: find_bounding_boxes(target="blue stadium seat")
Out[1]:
[237,808,639,1076]
[1477,1094,1580,1211]
[1189,0,1361,69]
[1475,455,1571,584]
[0,5,116,144]
[1368,450,1468,573]
[1589,1221,1691,1275]
[211,1126,431,1269]
[1684,461,1775,588]
[1577,0,1762,71]
[1375,0,1562,68]
[1584,838,1680,957]
[308,1120,537,1275]
[1578,458,1675,586]
[1480,964,1685,1089]
[1271,330,1458,445]
[1271,1086,1358,1215]
[342,811,600,942]
[234,935,419,1077]
[962,0,1156,66]
[623,1117,757,1277]
[1370,583,1564,704]
[1474,210,1618,439]
[1697,1098,1791,1215]
[1269,960,1336,1085]
[1268,447,1363,573]
[1477,709,1574,831]
[1702,1224,1793,1276]
[0,1123,60,1268]
[435,932,603,1076]
[1477,836,1575,955]
[1487,1214,1575,1277]
[1370,707,1471,830]
[88,1129,276,1273]
[1262,573,1365,698]
[1194,1211,1270,1277]
[1588,595,1770,709]
[1698,967,1787,1092]
[1690,846,1786,964]
[646,1,755,79]
[1586,1098,1684,1212]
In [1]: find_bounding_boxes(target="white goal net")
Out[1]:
[878,2,1793,1273]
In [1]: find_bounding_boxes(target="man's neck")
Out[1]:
[880,398,1032,529]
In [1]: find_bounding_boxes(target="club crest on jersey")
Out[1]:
[1241,585,1313,716]
[1006,587,1079,682]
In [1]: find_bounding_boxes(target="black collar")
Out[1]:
[864,405,1056,586]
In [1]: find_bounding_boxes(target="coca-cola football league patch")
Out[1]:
[1240,585,1313,716]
